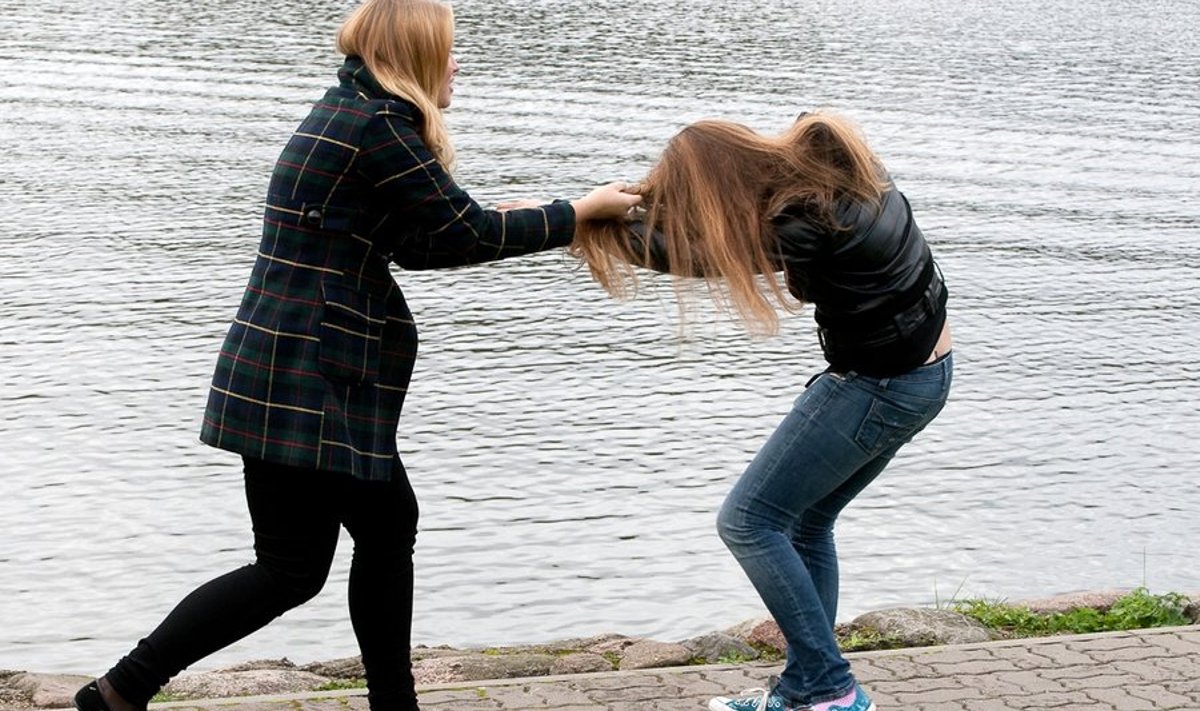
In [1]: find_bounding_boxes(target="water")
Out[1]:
[1,0,1198,675]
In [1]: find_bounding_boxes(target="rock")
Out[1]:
[680,632,759,664]
[617,640,692,670]
[0,669,32,710]
[411,653,556,685]
[411,658,462,686]
[412,645,470,661]
[5,672,92,709]
[218,659,296,672]
[549,652,614,675]
[848,607,994,647]
[300,656,364,679]
[1011,589,1132,615]
[161,670,330,700]
[527,633,632,655]
[723,618,761,639]
[581,634,640,657]
[726,617,786,654]
[1185,600,1200,624]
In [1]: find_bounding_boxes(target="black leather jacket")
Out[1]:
[772,184,947,375]
[630,183,947,376]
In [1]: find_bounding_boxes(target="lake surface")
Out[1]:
[1,0,1198,675]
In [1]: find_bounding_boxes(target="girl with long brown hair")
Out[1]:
[575,111,953,711]
[71,2,639,711]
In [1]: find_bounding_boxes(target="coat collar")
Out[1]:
[339,56,394,101]
[336,56,424,125]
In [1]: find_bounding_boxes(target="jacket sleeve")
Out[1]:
[357,105,576,270]
[769,209,826,269]
[626,219,676,274]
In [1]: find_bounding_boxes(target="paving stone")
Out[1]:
[893,686,984,704]
[1042,665,1138,682]
[955,672,1031,696]
[962,700,1026,711]
[1014,642,1096,668]
[1082,687,1158,710]
[124,627,1200,711]
[928,659,1023,676]
[1127,686,1194,709]
[1106,659,1179,681]
[910,647,999,666]
[998,669,1081,694]
[1141,630,1200,656]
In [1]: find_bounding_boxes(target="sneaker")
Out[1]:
[810,684,876,711]
[708,688,803,711]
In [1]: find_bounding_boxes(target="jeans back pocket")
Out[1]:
[853,395,940,456]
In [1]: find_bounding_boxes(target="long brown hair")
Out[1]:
[572,110,888,335]
[337,0,456,169]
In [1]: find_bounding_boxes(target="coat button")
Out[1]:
[305,208,323,225]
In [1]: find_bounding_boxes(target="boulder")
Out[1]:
[161,669,330,700]
[1011,589,1131,615]
[489,633,630,656]
[0,669,32,710]
[218,659,296,672]
[848,607,995,647]
[4,672,92,709]
[1185,600,1200,624]
[411,652,556,685]
[412,646,473,661]
[680,632,760,664]
[300,656,364,679]
[617,640,692,670]
[726,617,786,654]
[581,634,641,657]
[549,652,614,675]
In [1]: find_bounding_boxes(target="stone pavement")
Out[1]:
[142,626,1200,711]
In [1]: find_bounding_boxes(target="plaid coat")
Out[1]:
[200,57,576,481]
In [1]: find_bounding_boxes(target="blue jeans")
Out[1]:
[717,353,953,706]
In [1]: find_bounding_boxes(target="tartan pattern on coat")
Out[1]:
[200,57,576,480]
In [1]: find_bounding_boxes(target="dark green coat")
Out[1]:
[200,57,575,480]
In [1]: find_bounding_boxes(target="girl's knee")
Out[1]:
[253,552,332,608]
[716,503,759,548]
[274,567,330,607]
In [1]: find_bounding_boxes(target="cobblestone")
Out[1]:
[131,626,1198,711]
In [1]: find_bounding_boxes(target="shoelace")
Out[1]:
[731,688,771,710]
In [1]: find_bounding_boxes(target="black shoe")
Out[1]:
[74,681,111,711]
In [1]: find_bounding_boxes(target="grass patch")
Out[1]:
[715,650,758,664]
[837,628,908,653]
[748,642,785,662]
[952,587,1191,639]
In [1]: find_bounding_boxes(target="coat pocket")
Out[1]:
[318,278,385,385]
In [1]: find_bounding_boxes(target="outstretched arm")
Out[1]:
[358,108,637,270]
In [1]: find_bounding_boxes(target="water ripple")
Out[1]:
[2,0,1198,674]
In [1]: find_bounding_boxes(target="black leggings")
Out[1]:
[105,457,420,710]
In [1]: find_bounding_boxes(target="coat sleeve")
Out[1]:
[357,105,575,270]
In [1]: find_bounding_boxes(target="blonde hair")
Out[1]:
[572,110,888,335]
[337,0,456,169]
